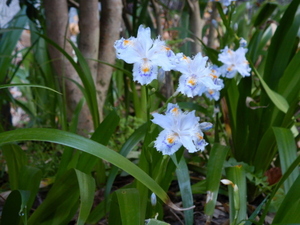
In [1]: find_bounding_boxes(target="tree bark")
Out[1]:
[207,2,218,48]
[44,0,93,136]
[78,0,99,82]
[186,0,204,55]
[96,0,123,121]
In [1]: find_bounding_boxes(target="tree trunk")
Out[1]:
[96,0,123,121]
[186,0,204,55]
[207,2,218,48]
[78,0,99,82]
[44,0,93,136]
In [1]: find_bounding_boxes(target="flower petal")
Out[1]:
[154,130,182,155]
[132,61,158,85]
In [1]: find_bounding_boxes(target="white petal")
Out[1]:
[180,135,197,153]
[152,113,173,130]
[132,61,158,85]
[166,103,182,116]
[136,25,153,52]
[154,130,182,155]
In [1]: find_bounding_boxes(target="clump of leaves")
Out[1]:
[108,115,145,151]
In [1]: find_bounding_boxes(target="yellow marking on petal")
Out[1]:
[244,60,249,64]
[123,40,132,46]
[164,46,171,51]
[196,133,203,140]
[227,66,233,72]
[171,107,179,115]
[167,136,175,144]
[183,55,188,60]
[227,49,233,54]
[188,78,197,86]
[142,66,150,73]
[208,90,214,95]
[210,74,218,79]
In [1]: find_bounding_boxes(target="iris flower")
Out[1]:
[175,53,222,98]
[211,0,235,6]
[218,46,251,78]
[114,25,175,85]
[152,103,211,155]
[204,65,224,101]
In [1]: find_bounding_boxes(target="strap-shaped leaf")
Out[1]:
[0,128,177,209]
[250,63,289,113]
[205,144,229,217]
[273,127,299,193]
[109,188,140,225]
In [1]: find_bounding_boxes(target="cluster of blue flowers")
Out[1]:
[114,25,251,155]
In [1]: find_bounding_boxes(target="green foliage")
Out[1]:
[0,0,299,224]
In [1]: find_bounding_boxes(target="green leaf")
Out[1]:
[252,2,278,27]
[225,165,247,225]
[0,128,172,207]
[18,166,42,215]
[2,144,28,190]
[0,7,28,83]
[273,127,299,193]
[145,219,171,225]
[278,50,300,103]
[105,122,148,198]
[244,197,269,225]
[263,0,300,90]
[75,170,96,225]
[259,154,300,223]
[87,196,111,223]
[251,63,289,113]
[0,190,22,225]
[2,144,42,215]
[76,110,120,174]
[36,33,100,128]
[109,188,140,225]
[273,174,300,223]
[27,169,94,225]
[173,155,194,225]
[205,144,229,216]
[0,83,61,94]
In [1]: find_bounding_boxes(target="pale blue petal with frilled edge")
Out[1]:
[180,135,197,153]
[199,122,213,131]
[114,37,142,64]
[132,61,158,85]
[151,113,173,130]
[136,25,153,53]
[177,74,202,97]
[166,103,183,116]
[154,130,182,155]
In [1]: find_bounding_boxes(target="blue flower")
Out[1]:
[174,53,222,98]
[210,0,235,6]
[114,25,175,85]
[218,46,251,78]
[152,103,211,155]
[204,65,224,101]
